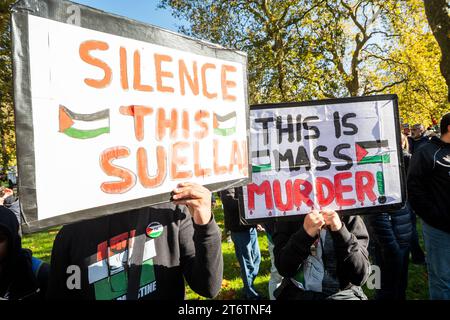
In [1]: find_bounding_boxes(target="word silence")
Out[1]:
[13,8,249,232]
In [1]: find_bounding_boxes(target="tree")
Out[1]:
[390,0,449,126]
[302,0,409,98]
[423,0,450,102]
[159,0,326,104]
[0,0,16,177]
[160,0,410,100]
[161,0,448,126]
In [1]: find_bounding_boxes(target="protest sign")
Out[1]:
[11,0,250,233]
[242,95,405,222]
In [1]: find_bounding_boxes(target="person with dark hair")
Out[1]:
[406,124,428,264]
[47,182,223,300]
[0,206,49,300]
[407,113,450,299]
[273,210,370,300]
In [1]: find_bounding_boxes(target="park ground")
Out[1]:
[22,198,429,300]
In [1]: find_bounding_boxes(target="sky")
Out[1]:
[73,0,186,32]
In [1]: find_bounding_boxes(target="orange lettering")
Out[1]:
[182,110,190,139]
[120,46,129,90]
[137,146,166,188]
[213,139,228,175]
[221,65,237,101]
[119,105,153,141]
[201,63,217,99]
[194,110,209,139]
[133,50,153,92]
[157,108,178,141]
[155,54,174,93]
[100,147,136,193]
[171,141,193,180]
[79,40,111,88]
[179,60,199,96]
[228,140,243,173]
[194,141,211,177]
[241,140,249,176]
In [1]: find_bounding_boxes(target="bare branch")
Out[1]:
[364,78,407,95]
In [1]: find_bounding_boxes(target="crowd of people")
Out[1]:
[0,113,449,300]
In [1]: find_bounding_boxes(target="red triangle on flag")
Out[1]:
[356,143,369,162]
[59,105,74,132]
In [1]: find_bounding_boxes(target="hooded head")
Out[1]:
[0,206,21,268]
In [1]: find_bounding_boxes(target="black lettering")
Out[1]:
[334,143,353,171]
[295,146,311,171]
[273,149,296,171]
[276,115,294,144]
[255,117,274,145]
[303,116,320,139]
[342,113,358,135]
[334,111,341,138]
[313,145,331,171]
[296,114,302,142]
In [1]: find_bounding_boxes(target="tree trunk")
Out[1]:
[423,0,450,102]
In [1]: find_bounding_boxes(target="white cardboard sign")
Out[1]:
[15,13,249,230]
[242,96,405,221]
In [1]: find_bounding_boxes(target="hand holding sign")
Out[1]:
[303,210,325,237]
[172,182,212,225]
[321,210,342,232]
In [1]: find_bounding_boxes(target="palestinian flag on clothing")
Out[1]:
[213,111,237,136]
[88,238,157,300]
[59,105,110,139]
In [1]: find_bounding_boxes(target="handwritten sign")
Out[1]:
[12,1,249,232]
[242,96,405,221]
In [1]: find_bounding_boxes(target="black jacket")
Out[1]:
[365,205,412,251]
[408,135,429,154]
[47,202,223,300]
[273,215,370,290]
[0,206,48,300]
[219,188,254,232]
[407,136,450,233]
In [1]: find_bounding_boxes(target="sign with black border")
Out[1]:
[11,0,250,233]
[240,94,406,223]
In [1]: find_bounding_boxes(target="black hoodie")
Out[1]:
[407,136,450,233]
[0,206,47,300]
[47,202,223,300]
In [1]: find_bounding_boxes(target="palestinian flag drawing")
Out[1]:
[213,111,237,136]
[59,105,110,139]
[251,149,272,173]
[355,140,391,165]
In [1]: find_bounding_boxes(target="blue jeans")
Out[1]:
[423,222,450,300]
[409,206,425,262]
[231,228,261,299]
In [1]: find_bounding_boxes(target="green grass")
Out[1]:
[22,203,429,300]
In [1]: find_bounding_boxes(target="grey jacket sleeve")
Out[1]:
[178,207,223,298]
